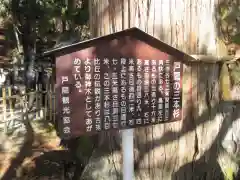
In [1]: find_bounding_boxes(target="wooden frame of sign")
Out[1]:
[43,27,187,139]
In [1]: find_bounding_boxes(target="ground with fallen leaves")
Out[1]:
[0,120,80,180]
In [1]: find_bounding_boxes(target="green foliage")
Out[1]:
[216,1,240,45]
[232,34,240,45]
[220,60,240,101]
[228,61,240,85]
[220,63,231,100]
[0,0,89,56]
[73,7,89,25]
[224,167,235,180]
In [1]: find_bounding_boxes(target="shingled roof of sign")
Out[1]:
[41,27,194,62]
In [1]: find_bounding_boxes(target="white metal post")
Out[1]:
[122,129,134,180]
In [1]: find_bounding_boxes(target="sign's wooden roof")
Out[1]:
[54,27,185,138]
[42,27,194,62]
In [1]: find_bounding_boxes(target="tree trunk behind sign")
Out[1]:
[81,0,239,180]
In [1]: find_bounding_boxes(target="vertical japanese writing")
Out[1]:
[151,60,157,123]
[103,58,111,130]
[128,58,135,126]
[85,58,93,132]
[136,59,142,125]
[165,60,170,121]
[59,56,183,137]
[120,58,127,128]
[94,58,101,131]
[61,75,71,135]
[112,58,119,129]
[143,59,150,124]
[157,60,164,122]
[73,58,82,92]
[172,61,182,120]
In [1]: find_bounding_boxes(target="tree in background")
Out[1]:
[0,0,89,56]
[0,1,91,179]
[0,0,89,109]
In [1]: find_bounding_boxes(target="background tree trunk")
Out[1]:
[81,0,239,179]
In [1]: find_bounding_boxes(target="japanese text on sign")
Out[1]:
[58,57,182,135]
[61,76,71,135]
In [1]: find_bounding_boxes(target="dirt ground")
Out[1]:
[0,132,80,180]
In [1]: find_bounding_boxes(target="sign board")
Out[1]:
[48,28,185,139]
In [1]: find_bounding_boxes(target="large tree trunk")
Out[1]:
[81,0,239,180]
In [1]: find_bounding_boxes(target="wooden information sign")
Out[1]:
[44,28,185,139]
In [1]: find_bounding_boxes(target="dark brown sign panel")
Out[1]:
[54,28,184,139]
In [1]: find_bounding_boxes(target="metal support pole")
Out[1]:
[122,129,134,180]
